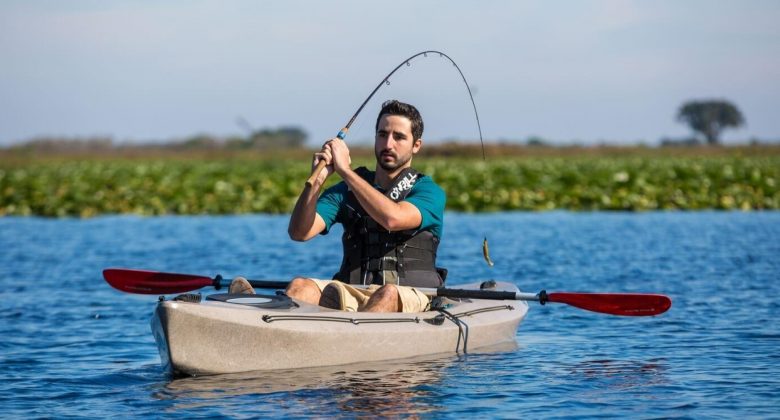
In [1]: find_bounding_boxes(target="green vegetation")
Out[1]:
[1,147,778,217]
[421,156,778,212]
[0,159,311,217]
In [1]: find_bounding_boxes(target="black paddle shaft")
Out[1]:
[435,287,519,301]
[234,277,521,301]
[219,276,290,291]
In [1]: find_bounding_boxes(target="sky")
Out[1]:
[1,0,779,146]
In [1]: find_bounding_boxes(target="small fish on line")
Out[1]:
[483,236,494,267]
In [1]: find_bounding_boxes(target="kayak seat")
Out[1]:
[480,280,497,290]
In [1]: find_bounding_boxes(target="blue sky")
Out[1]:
[1,0,778,146]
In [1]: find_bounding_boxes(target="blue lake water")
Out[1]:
[1,212,779,418]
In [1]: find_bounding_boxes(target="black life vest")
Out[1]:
[332,167,445,288]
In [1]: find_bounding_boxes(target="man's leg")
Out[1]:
[361,285,400,312]
[361,284,430,313]
[285,277,323,305]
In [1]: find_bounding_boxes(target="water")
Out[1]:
[1,212,779,418]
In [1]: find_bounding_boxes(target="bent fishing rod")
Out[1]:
[305,50,485,186]
[304,50,495,266]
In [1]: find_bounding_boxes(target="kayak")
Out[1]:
[151,281,528,377]
[105,268,669,377]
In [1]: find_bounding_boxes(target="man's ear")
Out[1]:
[412,138,423,154]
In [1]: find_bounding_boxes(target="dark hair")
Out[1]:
[375,100,424,140]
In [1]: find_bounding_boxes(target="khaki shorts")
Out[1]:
[308,279,430,313]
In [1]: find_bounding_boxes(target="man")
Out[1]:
[232,100,446,312]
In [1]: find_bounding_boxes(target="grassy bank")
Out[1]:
[1,147,778,216]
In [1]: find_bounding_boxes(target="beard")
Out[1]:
[375,149,412,171]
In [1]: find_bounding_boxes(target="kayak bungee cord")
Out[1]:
[259,303,514,354]
[304,50,495,267]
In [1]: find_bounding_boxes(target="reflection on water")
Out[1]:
[154,342,518,416]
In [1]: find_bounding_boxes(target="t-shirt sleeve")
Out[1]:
[404,177,446,237]
[315,182,347,234]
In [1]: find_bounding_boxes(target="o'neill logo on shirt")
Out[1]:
[390,173,418,200]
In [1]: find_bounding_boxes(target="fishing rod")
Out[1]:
[305,50,494,267]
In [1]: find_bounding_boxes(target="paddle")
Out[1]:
[103,268,671,316]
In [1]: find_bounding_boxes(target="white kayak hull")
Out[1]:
[151,281,528,376]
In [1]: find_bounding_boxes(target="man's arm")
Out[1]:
[288,147,332,241]
[326,138,421,232]
[338,169,422,232]
[288,182,327,241]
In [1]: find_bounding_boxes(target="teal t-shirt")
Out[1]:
[316,171,445,238]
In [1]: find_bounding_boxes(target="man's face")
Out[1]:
[374,114,421,172]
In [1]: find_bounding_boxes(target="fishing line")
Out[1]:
[306,50,494,267]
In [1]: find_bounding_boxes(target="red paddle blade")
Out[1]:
[103,268,214,294]
[547,292,672,316]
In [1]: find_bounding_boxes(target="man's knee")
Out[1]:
[286,277,321,303]
[374,284,399,301]
[287,277,314,291]
[371,284,400,305]
[361,284,400,312]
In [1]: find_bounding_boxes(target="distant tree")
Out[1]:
[230,117,308,150]
[275,126,307,148]
[180,134,219,149]
[525,136,548,147]
[676,100,745,145]
[247,126,307,149]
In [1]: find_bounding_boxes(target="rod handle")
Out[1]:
[305,128,348,186]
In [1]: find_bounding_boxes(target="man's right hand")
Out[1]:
[311,140,336,185]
